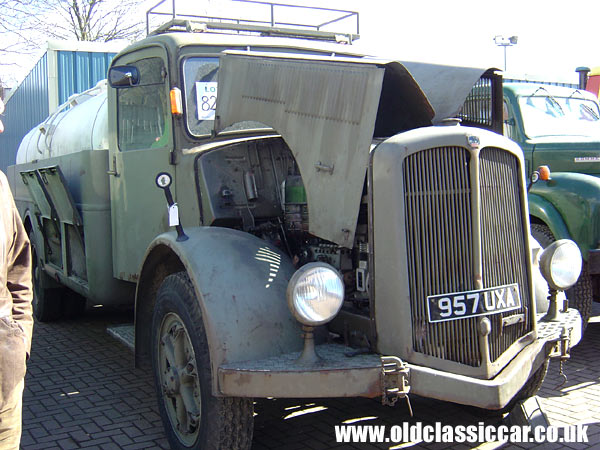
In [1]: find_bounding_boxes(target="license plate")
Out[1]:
[427,284,521,323]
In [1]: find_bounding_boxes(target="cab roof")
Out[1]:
[504,82,598,101]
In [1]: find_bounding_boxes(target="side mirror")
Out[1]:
[108,66,140,88]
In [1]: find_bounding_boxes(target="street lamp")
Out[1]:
[494,35,518,71]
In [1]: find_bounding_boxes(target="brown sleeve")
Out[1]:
[5,176,33,354]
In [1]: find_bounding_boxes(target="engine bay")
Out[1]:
[196,137,372,318]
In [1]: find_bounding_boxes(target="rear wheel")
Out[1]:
[30,237,64,322]
[62,291,87,318]
[530,223,592,331]
[151,272,254,449]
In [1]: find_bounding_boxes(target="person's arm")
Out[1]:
[5,178,33,354]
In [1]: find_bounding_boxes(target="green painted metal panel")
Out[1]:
[504,82,600,258]
[528,173,600,259]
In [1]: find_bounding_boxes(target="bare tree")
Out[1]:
[42,0,146,42]
[0,0,146,86]
[0,0,42,86]
[0,1,41,50]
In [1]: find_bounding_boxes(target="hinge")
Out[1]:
[107,155,119,177]
[315,162,334,174]
[381,356,412,415]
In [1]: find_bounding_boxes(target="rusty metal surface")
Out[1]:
[218,307,581,409]
[408,338,548,409]
[537,308,583,345]
[218,343,382,398]
[406,309,582,409]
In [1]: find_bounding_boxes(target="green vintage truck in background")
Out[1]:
[502,82,600,327]
[7,2,584,448]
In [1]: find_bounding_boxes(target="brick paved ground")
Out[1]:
[21,305,600,449]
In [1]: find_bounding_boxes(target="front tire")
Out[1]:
[465,360,548,417]
[530,223,592,331]
[151,272,254,450]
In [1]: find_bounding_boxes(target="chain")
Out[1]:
[555,327,572,389]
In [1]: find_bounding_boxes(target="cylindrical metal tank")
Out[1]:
[16,80,108,164]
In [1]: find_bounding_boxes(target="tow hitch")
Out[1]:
[381,356,412,415]
[549,326,573,388]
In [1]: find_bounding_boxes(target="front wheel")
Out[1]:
[151,272,254,450]
[465,360,549,417]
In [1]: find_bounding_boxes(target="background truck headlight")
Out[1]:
[539,239,582,291]
[287,263,344,326]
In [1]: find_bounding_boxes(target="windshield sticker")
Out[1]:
[195,82,218,121]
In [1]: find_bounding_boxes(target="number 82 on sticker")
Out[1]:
[426,283,521,323]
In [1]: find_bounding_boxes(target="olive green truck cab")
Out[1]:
[503,82,600,327]
[7,3,584,448]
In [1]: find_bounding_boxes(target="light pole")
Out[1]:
[494,35,518,71]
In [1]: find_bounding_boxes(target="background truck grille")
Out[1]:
[403,146,532,367]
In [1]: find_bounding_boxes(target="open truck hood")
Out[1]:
[401,61,497,124]
[215,51,492,247]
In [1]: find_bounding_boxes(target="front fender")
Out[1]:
[529,172,600,259]
[136,227,302,395]
[528,193,571,240]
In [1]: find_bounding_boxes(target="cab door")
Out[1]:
[107,47,174,281]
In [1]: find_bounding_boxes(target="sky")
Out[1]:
[349,0,599,83]
[4,0,600,87]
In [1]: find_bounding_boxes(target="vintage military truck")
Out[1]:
[502,82,600,327]
[8,2,584,448]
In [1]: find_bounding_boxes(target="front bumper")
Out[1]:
[218,309,581,409]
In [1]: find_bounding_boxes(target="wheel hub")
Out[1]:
[164,366,181,396]
[158,312,202,446]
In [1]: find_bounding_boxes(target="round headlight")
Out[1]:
[539,239,582,291]
[287,263,344,326]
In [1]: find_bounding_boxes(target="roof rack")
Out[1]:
[146,0,359,43]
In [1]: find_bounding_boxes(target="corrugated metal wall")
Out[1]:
[57,51,115,104]
[0,49,115,172]
[0,53,50,172]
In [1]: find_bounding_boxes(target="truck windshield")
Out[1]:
[518,95,600,138]
[183,57,219,136]
[183,56,268,137]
